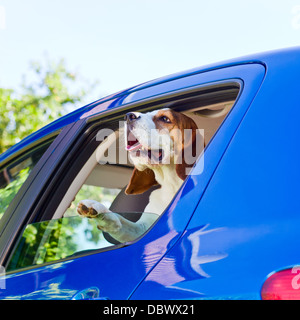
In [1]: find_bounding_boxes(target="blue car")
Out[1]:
[0,47,300,301]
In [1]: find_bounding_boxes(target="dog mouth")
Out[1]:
[126,131,164,162]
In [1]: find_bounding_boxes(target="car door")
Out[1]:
[130,50,300,300]
[0,63,265,300]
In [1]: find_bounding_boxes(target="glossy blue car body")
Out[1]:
[0,47,300,300]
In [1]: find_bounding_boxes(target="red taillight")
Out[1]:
[261,266,300,300]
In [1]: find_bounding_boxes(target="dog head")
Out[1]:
[124,108,204,195]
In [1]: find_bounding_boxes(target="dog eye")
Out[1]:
[159,116,171,123]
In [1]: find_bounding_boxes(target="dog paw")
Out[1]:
[77,199,110,218]
[76,200,122,233]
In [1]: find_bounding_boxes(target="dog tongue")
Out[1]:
[148,149,163,162]
[127,132,140,150]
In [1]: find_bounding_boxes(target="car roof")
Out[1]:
[1,47,300,164]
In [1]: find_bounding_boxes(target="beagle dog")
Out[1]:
[77,109,203,243]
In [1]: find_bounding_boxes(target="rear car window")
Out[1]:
[0,141,53,221]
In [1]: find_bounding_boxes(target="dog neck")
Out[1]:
[151,164,183,194]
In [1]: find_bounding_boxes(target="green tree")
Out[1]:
[0,58,98,154]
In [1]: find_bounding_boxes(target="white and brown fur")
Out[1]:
[77,108,202,243]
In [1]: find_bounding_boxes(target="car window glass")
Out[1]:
[7,213,158,272]
[0,142,52,220]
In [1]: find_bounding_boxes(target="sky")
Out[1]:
[1,0,300,106]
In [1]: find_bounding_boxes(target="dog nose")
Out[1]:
[124,112,140,123]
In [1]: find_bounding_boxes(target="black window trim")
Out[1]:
[0,131,60,171]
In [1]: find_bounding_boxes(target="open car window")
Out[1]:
[6,82,241,272]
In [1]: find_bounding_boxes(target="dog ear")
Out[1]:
[125,168,158,195]
[175,117,205,181]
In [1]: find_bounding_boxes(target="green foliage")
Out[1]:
[7,215,107,271]
[0,58,98,154]
[0,168,30,220]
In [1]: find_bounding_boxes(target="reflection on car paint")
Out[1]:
[146,225,228,286]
